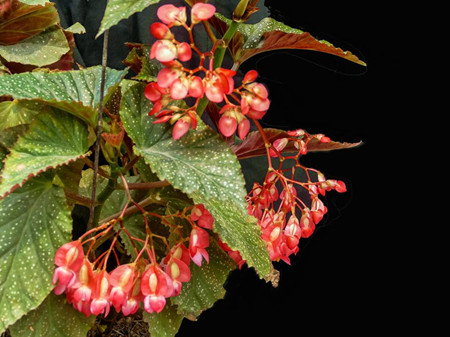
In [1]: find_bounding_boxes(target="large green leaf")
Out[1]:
[119,81,248,214]
[9,292,95,337]
[215,13,366,67]
[0,100,46,131]
[0,109,91,199]
[119,82,270,276]
[0,172,73,333]
[0,1,59,45]
[143,301,184,337]
[171,238,235,319]
[193,195,271,278]
[0,25,70,67]
[0,66,128,126]
[97,0,161,38]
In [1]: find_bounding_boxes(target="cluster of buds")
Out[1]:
[144,3,270,140]
[52,203,214,317]
[245,130,347,264]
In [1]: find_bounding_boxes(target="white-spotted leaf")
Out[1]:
[0,66,128,126]
[170,238,235,319]
[9,292,95,337]
[119,81,248,214]
[143,301,184,337]
[192,194,271,278]
[97,0,161,38]
[0,25,69,67]
[0,172,72,332]
[0,109,91,199]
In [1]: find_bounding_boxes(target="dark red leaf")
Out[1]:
[231,128,362,160]
[0,1,59,45]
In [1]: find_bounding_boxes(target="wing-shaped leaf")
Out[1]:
[170,238,235,319]
[119,81,248,214]
[0,25,70,67]
[0,109,91,199]
[8,292,95,337]
[215,13,366,67]
[0,172,72,332]
[0,1,59,45]
[0,66,128,126]
[97,0,161,38]
[232,128,362,160]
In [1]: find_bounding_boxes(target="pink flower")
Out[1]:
[241,82,270,115]
[191,3,216,24]
[71,259,95,316]
[109,264,136,312]
[299,210,315,238]
[151,40,178,63]
[219,114,237,137]
[269,138,288,157]
[177,42,192,62]
[204,68,235,103]
[238,118,250,140]
[188,76,204,98]
[90,270,110,317]
[242,70,258,84]
[157,5,187,27]
[189,226,210,266]
[53,240,84,295]
[310,197,327,225]
[190,204,214,229]
[141,265,175,313]
[165,256,191,296]
[284,215,301,250]
[172,116,191,140]
[121,279,143,316]
[150,22,173,40]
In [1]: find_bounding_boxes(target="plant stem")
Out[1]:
[213,21,239,69]
[196,21,240,117]
[88,29,109,230]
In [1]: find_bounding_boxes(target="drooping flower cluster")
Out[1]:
[144,3,270,140]
[52,204,214,317]
[243,130,347,264]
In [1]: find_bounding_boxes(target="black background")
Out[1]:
[177,1,410,336]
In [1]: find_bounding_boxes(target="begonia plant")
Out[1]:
[0,0,365,336]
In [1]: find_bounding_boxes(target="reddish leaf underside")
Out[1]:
[0,1,59,45]
[231,128,362,160]
[237,30,367,66]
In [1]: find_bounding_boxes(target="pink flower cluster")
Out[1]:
[144,3,270,140]
[52,204,214,317]
[245,131,347,264]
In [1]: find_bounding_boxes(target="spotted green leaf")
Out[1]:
[97,0,161,38]
[9,292,95,337]
[193,194,271,278]
[0,100,46,131]
[0,172,73,333]
[171,238,235,319]
[119,82,270,277]
[119,82,248,213]
[0,66,128,126]
[0,25,70,67]
[143,301,184,337]
[0,109,91,199]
